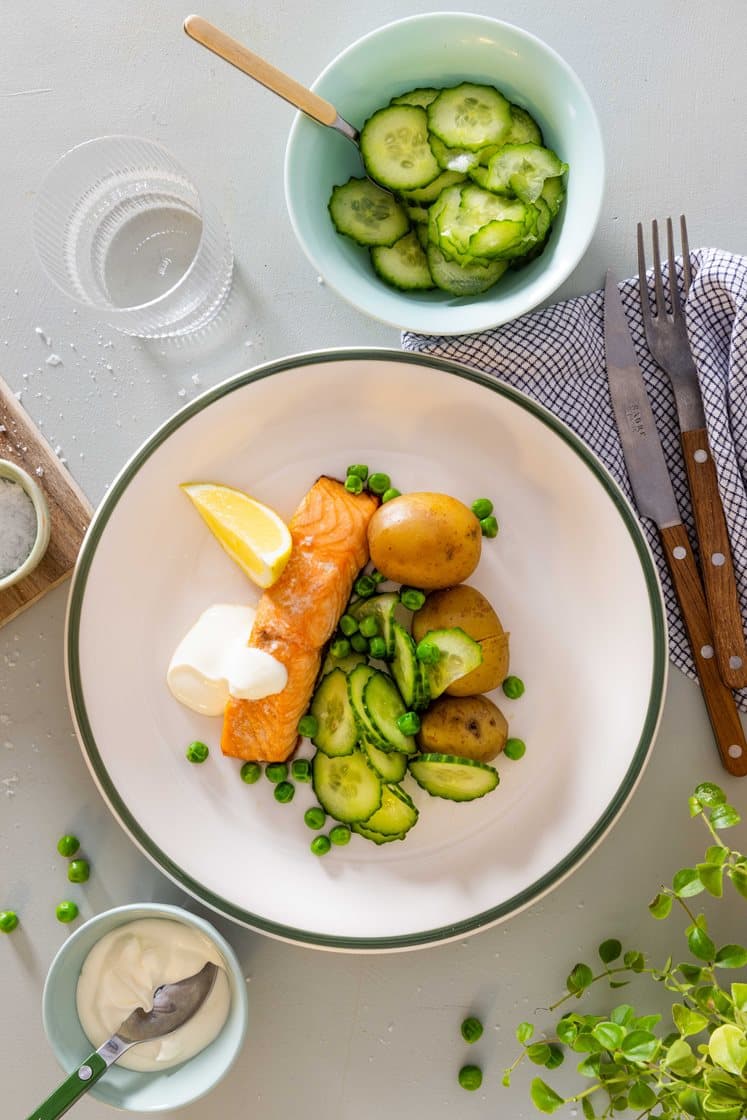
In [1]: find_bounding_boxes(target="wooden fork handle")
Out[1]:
[681,427,747,689]
[660,522,747,775]
[184,15,338,127]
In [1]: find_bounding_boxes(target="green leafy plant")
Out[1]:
[503,783,747,1119]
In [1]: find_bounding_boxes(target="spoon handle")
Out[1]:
[184,15,338,127]
[25,1051,107,1120]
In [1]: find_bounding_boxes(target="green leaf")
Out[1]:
[502,1071,511,1087]
[527,1043,552,1065]
[572,1033,602,1054]
[621,1029,659,1062]
[731,982,747,1013]
[609,980,629,989]
[649,891,673,919]
[728,867,747,900]
[581,1097,596,1120]
[688,924,716,961]
[610,1004,635,1026]
[665,1037,698,1075]
[591,1021,626,1050]
[679,1086,707,1118]
[545,1044,564,1070]
[517,1021,534,1044]
[679,962,705,983]
[710,804,741,830]
[566,963,594,996]
[623,950,645,972]
[576,1054,601,1078]
[555,1018,578,1045]
[628,1080,657,1109]
[530,1078,565,1113]
[611,1096,628,1112]
[634,1013,662,1032]
[715,944,747,969]
[702,1094,742,1120]
[673,868,706,897]
[598,938,622,964]
[694,782,726,806]
[708,1024,747,1075]
[697,862,725,897]
[672,1003,709,1036]
[706,845,728,866]
[704,1069,747,1103]
[689,796,703,818]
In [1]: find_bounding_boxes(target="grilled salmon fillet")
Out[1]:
[221,476,378,762]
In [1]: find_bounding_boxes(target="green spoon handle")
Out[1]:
[26,1051,108,1120]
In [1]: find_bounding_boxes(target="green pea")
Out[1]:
[367,472,391,496]
[57,834,80,858]
[480,515,499,538]
[471,498,494,520]
[344,474,364,495]
[330,638,351,658]
[266,762,288,783]
[186,740,209,763]
[68,859,90,884]
[304,806,326,830]
[400,587,426,611]
[416,639,441,665]
[0,910,19,934]
[291,759,312,782]
[504,737,526,760]
[274,781,295,804]
[461,1016,484,1043]
[396,711,421,736]
[381,487,401,503]
[458,1065,483,1091]
[311,835,332,856]
[346,464,369,481]
[240,761,262,784]
[368,636,387,659]
[354,574,376,598]
[298,715,319,739]
[350,633,369,653]
[56,901,79,924]
[339,613,359,636]
[359,615,379,638]
[370,569,386,584]
[329,825,351,846]
[502,675,525,700]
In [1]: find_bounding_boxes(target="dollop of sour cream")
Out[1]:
[75,918,231,1072]
[167,603,288,715]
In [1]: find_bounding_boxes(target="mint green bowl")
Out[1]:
[284,11,604,335]
[41,903,248,1112]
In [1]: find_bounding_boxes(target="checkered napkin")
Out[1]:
[402,249,747,709]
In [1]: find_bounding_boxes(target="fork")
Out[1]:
[637,216,747,689]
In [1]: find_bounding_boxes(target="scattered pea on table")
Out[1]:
[311,835,332,856]
[461,1016,484,1043]
[291,759,312,782]
[240,761,262,784]
[67,859,90,884]
[274,781,295,804]
[265,762,289,784]
[502,675,525,699]
[458,1065,483,1091]
[329,824,351,846]
[56,901,79,924]
[304,806,326,830]
[56,834,80,857]
[298,715,319,739]
[504,737,527,760]
[186,740,209,764]
[0,910,19,934]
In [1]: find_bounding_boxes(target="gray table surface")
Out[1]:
[3,2,747,1117]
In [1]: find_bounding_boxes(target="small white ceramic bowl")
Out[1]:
[0,459,50,590]
[41,903,248,1112]
[284,11,604,335]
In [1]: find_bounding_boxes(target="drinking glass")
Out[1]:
[33,136,234,338]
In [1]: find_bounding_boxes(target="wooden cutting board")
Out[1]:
[0,374,92,628]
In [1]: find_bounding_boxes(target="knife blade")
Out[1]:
[604,271,747,776]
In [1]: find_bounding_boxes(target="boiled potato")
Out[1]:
[417,695,508,762]
[367,492,481,589]
[413,584,509,695]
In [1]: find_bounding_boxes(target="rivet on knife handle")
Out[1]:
[680,427,747,689]
[660,522,747,776]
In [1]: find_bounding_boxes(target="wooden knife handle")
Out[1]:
[660,522,747,775]
[681,428,747,688]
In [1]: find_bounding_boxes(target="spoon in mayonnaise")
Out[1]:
[26,962,218,1120]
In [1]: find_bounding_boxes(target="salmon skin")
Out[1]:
[221,476,378,762]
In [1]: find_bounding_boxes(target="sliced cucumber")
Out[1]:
[506,104,544,146]
[540,174,565,217]
[420,627,483,698]
[360,105,441,191]
[309,667,357,757]
[371,230,434,292]
[408,753,499,801]
[328,177,409,247]
[427,83,512,151]
[363,671,417,754]
[482,143,568,204]
[401,168,467,205]
[415,222,430,250]
[429,185,528,265]
[361,737,408,782]
[347,663,388,750]
[312,749,383,823]
[404,203,430,226]
[390,621,420,707]
[428,134,481,173]
[350,592,400,659]
[352,821,407,845]
[426,243,508,296]
[390,87,440,109]
[321,649,368,676]
[361,783,419,836]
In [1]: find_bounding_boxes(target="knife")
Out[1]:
[604,270,747,776]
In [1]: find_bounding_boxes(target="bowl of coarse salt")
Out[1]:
[0,460,51,590]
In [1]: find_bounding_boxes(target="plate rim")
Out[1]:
[65,347,667,952]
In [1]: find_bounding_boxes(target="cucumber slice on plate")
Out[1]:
[408,754,499,801]
[360,105,441,191]
[350,592,400,659]
[312,749,382,823]
[371,231,434,292]
[420,627,483,698]
[427,83,512,151]
[391,621,420,707]
[321,649,367,676]
[482,143,568,204]
[363,671,417,754]
[328,177,410,247]
[347,663,389,750]
[310,667,357,757]
[361,737,408,782]
[361,783,419,836]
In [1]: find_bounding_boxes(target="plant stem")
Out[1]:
[547,967,638,1011]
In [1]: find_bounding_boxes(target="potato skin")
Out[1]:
[367,493,481,590]
[417,695,508,762]
[413,585,509,695]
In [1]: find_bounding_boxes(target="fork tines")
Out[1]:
[637,214,692,322]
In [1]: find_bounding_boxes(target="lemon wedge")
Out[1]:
[181,482,292,589]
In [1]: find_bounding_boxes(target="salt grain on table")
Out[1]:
[0,477,37,579]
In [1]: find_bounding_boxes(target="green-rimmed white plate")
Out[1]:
[65,351,666,952]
